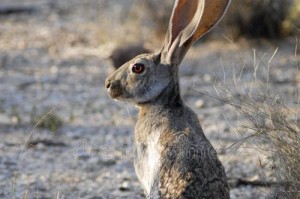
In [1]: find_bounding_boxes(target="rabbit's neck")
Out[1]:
[136,103,186,142]
[136,101,207,142]
[139,80,182,107]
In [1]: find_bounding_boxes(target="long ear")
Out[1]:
[161,0,230,66]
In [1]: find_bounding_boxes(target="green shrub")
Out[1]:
[222,0,296,39]
[30,107,63,132]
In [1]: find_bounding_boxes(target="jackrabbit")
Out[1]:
[105,0,231,198]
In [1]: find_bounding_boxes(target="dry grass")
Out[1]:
[30,107,64,132]
[215,86,300,197]
[193,48,300,197]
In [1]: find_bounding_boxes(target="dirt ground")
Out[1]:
[0,0,299,198]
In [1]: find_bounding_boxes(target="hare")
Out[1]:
[105,0,231,198]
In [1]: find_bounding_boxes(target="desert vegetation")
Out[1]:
[202,61,300,198]
[0,0,299,198]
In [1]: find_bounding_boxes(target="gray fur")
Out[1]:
[105,0,231,198]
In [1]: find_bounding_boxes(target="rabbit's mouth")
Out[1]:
[107,87,123,99]
[106,79,124,99]
[107,85,132,101]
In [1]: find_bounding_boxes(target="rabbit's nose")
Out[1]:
[105,79,111,89]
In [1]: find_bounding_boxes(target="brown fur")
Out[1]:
[105,0,231,198]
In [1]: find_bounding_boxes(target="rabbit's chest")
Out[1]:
[134,131,161,196]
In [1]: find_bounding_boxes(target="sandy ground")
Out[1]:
[0,0,299,198]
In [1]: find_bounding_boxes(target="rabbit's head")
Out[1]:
[105,0,230,105]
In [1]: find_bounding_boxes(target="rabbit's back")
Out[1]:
[159,130,229,198]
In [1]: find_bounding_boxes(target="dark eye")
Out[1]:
[132,63,145,74]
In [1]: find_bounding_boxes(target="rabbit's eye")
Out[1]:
[132,63,145,74]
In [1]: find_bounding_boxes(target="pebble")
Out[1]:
[119,181,130,192]
[195,99,205,108]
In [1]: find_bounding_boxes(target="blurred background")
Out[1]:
[0,0,300,198]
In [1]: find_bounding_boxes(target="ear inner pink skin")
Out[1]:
[168,0,199,49]
[191,0,231,42]
[161,0,230,67]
